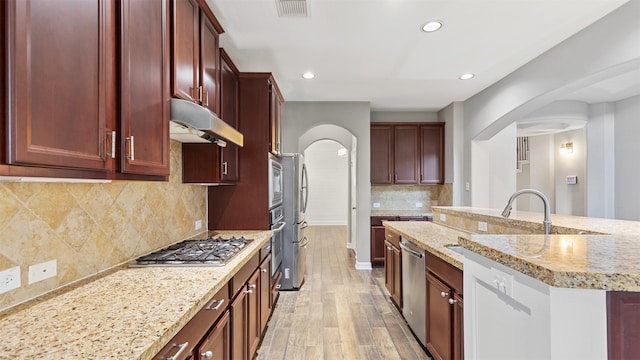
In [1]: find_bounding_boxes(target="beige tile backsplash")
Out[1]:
[371,184,452,211]
[0,141,207,311]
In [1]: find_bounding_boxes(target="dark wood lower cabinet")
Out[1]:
[196,310,230,360]
[247,270,261,360]
[607,291,640,359]
[426,251,463,360]
[384,228,402,309]
[259,255,273,331]
[230,287,248,360]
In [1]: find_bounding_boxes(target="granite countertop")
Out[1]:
[383,221,470,270]
[371,210,434,218]
[459,233,640,291]
[0,230,271,360]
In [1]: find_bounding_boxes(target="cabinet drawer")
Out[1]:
[260,242,272,262]
[426,252,463,294]
[231,253,259,296]
[384,229,401,249]
[153,282,230,360]
[371,216,397,226]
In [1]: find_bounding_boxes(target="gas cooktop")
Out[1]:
[130,236,251,267]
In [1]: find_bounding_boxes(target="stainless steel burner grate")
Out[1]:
[131,236,249,267]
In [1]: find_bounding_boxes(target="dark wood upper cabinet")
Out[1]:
[219,49,239,182]
[268,79,283,157]
[394,125,420,184]
[420,124,444,185]
[119,0,171,177]
[370,125,393,184]
[370,123,444,185]
[171,0,221,115]
[5,0,116,171]
[171,0,200,103]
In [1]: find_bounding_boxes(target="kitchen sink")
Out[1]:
[445,245,464,254]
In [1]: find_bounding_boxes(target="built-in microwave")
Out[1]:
[268,154,283,209]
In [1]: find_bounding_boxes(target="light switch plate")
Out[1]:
[28,260,56,285]
[439,214,446,222]
[195,220,202,230]
[478,221,488,232]
[0,266,21,294]
[373,202,380,208]
[415,202,423,208]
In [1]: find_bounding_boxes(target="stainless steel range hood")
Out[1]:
[169,98,243,147]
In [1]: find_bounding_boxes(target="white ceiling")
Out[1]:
[206,0,629,111]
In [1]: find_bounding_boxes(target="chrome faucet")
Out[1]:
[501,189,552,235]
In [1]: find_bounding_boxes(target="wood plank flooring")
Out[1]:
[257,226,430,360]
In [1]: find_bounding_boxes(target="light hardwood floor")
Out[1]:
[256,226,430,360]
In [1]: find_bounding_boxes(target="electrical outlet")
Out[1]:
[373,202,380,208]
[415,202,423,208]
[0,266,21,294]
[195,220,203,230]
[439,214,446,222]
[465,182,470,191]
[478,221,488,232]
[28,260,56,285]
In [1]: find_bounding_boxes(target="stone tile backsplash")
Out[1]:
[371,185,451,211]
[0,141,207,311]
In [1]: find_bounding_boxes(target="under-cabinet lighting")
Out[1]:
[560,142,573,154]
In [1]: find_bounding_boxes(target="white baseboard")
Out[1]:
[355,261,372,270]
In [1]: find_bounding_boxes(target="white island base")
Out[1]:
[463,250,607,360]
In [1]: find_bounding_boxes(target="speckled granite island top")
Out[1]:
[383,221,470,270]
[0,230,271,360]
[371,210,433,218]
[459,233,640,291]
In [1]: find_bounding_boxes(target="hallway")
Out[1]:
[256,226,430,359]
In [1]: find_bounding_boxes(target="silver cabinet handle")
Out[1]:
[108,130,116,158]
[440,291,448,298]
[222,161,228,175]
[166,342,189,360]
[198,86,204,103]
[126,136,135,161]
[205,298,225,311]
[201,350,213,359]
[449,298,458,305]
[204,90,209,107]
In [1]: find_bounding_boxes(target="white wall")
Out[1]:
[554,128,587,216]
[615,95,640,220]
[281,101,372,269]
[462,0,640,206]
[440,102,465,206]
[528,135,556,214]
[303,140,349,225]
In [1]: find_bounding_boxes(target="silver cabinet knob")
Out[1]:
[249,284,257,289]
[201,350,213,359]
[449,298,458,305]
[440,291,448,298]
[261,268,268,273]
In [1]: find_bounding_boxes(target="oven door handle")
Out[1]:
[271,221,286,233]
[300,221,309,230]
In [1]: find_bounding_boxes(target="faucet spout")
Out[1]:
[502,189,552,235]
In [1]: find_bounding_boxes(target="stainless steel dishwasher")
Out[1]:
[400,237,427,347]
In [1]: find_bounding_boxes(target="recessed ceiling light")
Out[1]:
[459,73,475,80]
[421,20,443,32]
[302,72,315,79]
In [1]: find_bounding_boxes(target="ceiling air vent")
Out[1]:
[276,0,308,17]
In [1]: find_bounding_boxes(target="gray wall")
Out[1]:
[460,0,640,206]
[281,101,372,268]
[615,95,640,220]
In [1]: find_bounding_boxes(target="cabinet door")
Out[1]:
[268,80,282,156]
[370,125,393,184]
[197,310,230,360]
[200,13,220,115]
[384,240,394,296]
[230,289,247,360]
[370,226,386,265]
[6,0,115,171]
[259,255,272,332]
[392,246,402,308]
[120,0,170,176]
[420,124,444,184]
[453,294,464,360]
[172,0,199,102]
[219,52,239,182]
[607,291,640,360]
[427,272,452,360]
[394,125,419,184]
[247,270,261,360]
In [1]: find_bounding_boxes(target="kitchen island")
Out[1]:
[0,230,271,359]
[385,207,640,360]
